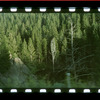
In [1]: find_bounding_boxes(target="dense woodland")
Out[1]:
[0,13,100,88]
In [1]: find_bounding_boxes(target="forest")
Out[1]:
[0,13,100,88]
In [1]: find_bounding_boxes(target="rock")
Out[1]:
[14,57,24,65]
[0,57,37,88]
[13,57,30,75]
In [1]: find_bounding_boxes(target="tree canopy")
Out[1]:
[0,13,100,88]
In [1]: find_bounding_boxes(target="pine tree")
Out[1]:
[36,36,42,63]
[21,39,29,63]
[61,37,67,55]
[16,33,22,51]
[21,23,25,38]
[82,14,90,40]
[92,13,95,26]
[0,36,11,74]
[28,38,36,62]
[42,38,47,62]
[50,23,58,39]
[8,33,17,58]
[32,31,35,42]
[75,14,82,38]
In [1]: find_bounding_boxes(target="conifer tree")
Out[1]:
[42,38,47,62]
[16,33,22,50]
[36,36,42,63]
[28,38,36,62]
[0,13,99,86]
[8,33,17,58]
[21,39,29,63]
[32,31,35,42]
[0,35,11,74]
[82,14,90,40]
[76,14,82,38]
[61,37,67,55]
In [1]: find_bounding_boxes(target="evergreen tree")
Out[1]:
[28,38,36,62]
[32,31,35,42]
[21,39,29,63]
[16,33,22,51]
[42,38,47,62]
[61,37,67,55]
[75,14,82,38]
[82,14,90,40]
[0,13,100,87]
[0,36,11,74]
[8,33,17,58]
[36,36,42,63]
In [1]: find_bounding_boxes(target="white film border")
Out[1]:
[40,89,47,93]
[25,7,32,12]
[0,89,3,93]
[0,7,99,93]
[0,89,99,93]
[10,89,17,93]
[0,7,99,12]
[25,89,32,93]
[0,7,3,12]
[10,7,17,12]
[83,89,90,93]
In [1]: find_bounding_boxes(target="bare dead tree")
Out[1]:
[70,19,77,81]
[68,17,94,81]
[56,16,94,82]
[51,37,56,73]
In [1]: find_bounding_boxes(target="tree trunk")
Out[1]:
[71,21,77,81]
[52,56,55,72]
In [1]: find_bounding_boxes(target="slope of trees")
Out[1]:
[0,13,100,88]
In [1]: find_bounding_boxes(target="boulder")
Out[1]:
[0,57,37,88]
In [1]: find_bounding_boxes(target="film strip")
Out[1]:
[0,1,100,94]
[0,7,99,12]
[0,88,100,93]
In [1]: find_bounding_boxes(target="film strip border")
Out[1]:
[0,1,100,7]
[0,88,100,93]
[0,7,100,12]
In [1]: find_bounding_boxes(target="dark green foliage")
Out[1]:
[0,36,11,74]
[21,39,29,64]
[28,38,36,62]
[0,13,100,88]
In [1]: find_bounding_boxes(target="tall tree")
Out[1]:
[35,36,42,63]
[28,38,36,62]
[21,39,29,63]
[75,14,82,38]
[0,35,11,74]
[42,38,47,63]
[16,33,22,50]
[70,20,77,81]
[7,33,17,58]
[51,37,56,72]
[61,37,67,55]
